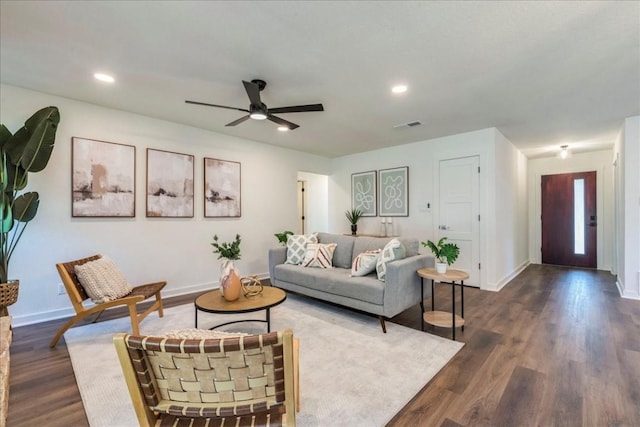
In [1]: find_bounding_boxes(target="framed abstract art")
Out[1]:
[379,166,409,216]
[351,170,377,216]
[204,157,241,217]
[71,137,135,217]
[146,148,194,217]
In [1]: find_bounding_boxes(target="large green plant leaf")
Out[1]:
[3,160,27,193]
[6,106,59,173]
[13,191,39,222]
[0,125,11,149]
[0,193,13,233]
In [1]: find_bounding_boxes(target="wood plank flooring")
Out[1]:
[6,264,640,426]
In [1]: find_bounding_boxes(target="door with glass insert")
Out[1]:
[541,171,597,268]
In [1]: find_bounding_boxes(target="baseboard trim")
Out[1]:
[484,260,530,292]
[11,273,270,327]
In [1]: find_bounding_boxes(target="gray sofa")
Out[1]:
[268,232,433,332]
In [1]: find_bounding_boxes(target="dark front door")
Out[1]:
[541,171,597,268]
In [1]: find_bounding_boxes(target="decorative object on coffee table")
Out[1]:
[241,275,264,297]
[422,237,460,273]
[211,234,242,301]
[345,208,363,235]
[1,106,60,314]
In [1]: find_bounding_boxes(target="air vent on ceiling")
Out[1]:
[393,120,422,129]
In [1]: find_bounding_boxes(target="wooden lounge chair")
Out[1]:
[50,254,166,348]
[114,329,298,426]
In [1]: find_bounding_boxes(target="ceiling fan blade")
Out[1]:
[242,80,262,107]
[225,115,251,126]
[185,100,249,113]
[268,104,324,114]
[267,114,300,130]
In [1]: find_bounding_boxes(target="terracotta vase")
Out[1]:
[220,260,241,302]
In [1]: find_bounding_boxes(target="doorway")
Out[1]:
[541,171,597,268]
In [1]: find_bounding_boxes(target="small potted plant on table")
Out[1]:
[422,237,460,274]
[211,234,242,301]
[345,208,363,236]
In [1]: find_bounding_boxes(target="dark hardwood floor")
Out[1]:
[6,264,640,426]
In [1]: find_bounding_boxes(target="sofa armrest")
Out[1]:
[268,247,288,282]
[382,254,434,318]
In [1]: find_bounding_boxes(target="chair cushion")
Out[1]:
[74,256,132,303]
[285,233,318,265]
[302,243,337,268]
[351,249,381,277]
[376,239,406,282]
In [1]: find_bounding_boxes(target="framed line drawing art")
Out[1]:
[71,137,135,217]
[204,157,241,218]
[146,148,194,217]
[351,170,377,216]
[379,166,409,216]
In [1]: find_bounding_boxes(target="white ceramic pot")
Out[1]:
[435,262,447,274]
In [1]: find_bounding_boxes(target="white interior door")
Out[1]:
[437,156,480,286]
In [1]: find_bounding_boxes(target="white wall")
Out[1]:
[1,84,331,325]
[330,127,529,291]
[527,149,614,271]
[614,115,640,299]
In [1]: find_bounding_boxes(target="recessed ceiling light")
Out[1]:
[277,126,290,132]
[93,73,115,83]
[392,84,407,94]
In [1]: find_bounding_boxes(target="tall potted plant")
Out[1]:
[211,234,242,301]
[345,208,363,236]
[422,237,460,274]
[0,106,60,315]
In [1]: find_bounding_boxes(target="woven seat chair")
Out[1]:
[114,329,298,427]
[49,254,166,348]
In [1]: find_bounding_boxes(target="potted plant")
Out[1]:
[345,208,363,236]
[211,234,242,301]
[274,230,294,246]
[0,106,60,316]
[422,237,460,274]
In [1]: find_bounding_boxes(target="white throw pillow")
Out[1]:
[351,249,381,277]
[302,243,337,268]
[74,256,132,303]
[285,233,318,265]
[376,239,406,282]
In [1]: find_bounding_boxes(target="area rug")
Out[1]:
[65,293,463,427]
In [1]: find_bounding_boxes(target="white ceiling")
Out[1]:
[1,1,639,158]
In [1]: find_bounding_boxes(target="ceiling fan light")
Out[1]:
[277,126,289,132]
[250,111,267,120]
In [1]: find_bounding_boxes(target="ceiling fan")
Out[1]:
[185,79,324,130]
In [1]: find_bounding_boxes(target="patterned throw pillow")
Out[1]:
[302,243,337,268]
[351,249,381,277]
[376,239,406,282]
[74,256,133,303]
[285,233,318,265]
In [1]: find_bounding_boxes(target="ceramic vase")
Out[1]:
[435,262,448,274]
[220,260,241,302]
[351,224,358,236]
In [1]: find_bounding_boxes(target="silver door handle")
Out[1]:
[439,225,450,230]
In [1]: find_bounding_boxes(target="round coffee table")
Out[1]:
[194,286,286,332]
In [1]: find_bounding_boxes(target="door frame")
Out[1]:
[531,168,606,268]
[433,148,488,290]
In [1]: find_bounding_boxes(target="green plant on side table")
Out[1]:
[422,237,460,274]
[274,230,294,246]
[0,106,60,316]
[345,208,363,236]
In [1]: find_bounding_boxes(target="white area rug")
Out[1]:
[65,293,463,427]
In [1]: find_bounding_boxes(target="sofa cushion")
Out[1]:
[273,264,384,305]
[302,243,337,268]
[351,249,381,277]
[353,236,419,264]
[285,233,318,265]
[316,232,355,269]
[376,239,406,281]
